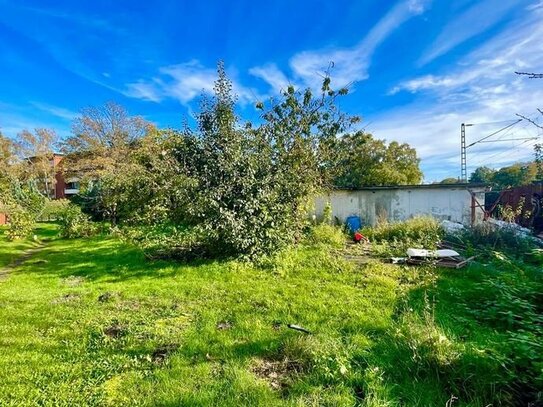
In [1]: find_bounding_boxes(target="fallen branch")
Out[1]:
[287,324,311,334]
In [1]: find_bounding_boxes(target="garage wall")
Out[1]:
[315,187,486,226]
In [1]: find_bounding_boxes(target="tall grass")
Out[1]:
[362,216,444,256]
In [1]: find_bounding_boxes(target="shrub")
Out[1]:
[5,205,34,240]
[526,248,543,265]
[121,225,209,261]
[307,224,346,248]
[183,64,356,260]
[58,203,99,238]
[11,184,46,218]
[322,202,333,225]
[1,182,46,240]
[39,199,70,222]
[446,221,536,257]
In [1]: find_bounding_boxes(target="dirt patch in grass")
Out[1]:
[98,292,119,303]
[103,323,125,338]
[115,299,141,311]
[251,357,303,390]
[151,344,179,364]
[216,321,232,330]
[52,293,81,304]
[63,276,86,287]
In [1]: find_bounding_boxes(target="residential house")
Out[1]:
[0,154,78,225]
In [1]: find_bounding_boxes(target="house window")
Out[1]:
[66,181,80,190]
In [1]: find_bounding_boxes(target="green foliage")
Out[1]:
[322,201,333,225]
[5,204,35,240]
[437,260,543,402]
[61,102,159,225]
[307,224,346,248]
[526,248,543,264]
[333,131,423,187]
[362,216,444,256]
[497,196,531,223]
[61,65,361,260]
[10,182,46,217]
[58,202,99,238]
[446,221,535,257]
[126,129,195,225]
[469,166,496,184]
[1,181,46,240]
[439,177,460,184]
[39,198,70,221]
[72,129,194,226]
[493,163,536,189]
[185,62,356,259]
[0,132,16,190]
[120,224,209,261]
[469,163,539,190]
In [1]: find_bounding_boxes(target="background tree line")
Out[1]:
[439,161,542,190]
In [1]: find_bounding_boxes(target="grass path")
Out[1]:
[0,242,46,280]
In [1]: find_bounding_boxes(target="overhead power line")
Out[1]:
[460,119,539,181]
[466,119,522,148]
[476,137,537,144]
[469,138,536,168]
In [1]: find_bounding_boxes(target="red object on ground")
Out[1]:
[353,232,369,243]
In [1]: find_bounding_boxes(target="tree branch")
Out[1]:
[515,71,543,79]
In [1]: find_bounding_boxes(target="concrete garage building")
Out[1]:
[315,184,488,227]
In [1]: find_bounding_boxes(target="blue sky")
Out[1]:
[1,0,542,181]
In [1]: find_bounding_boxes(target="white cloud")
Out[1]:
[252,0,431,91]
[527,0,543,11]
[408,0,428,14]
[392,6,543,96]
[0,103,71,139]
[389,75,457,94]
[159,61,216,104]
[418,0,518,65]
[125,1,431,103]
[30,102,78,121]
[124,60,260,105]
[124,80,163,102]
[374,8,543,181]
[249,64,292,92]
[288,48,368,91]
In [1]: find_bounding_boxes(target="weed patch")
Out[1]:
[363,216,443,256]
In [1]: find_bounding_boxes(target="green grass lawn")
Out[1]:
[0,225,541,406]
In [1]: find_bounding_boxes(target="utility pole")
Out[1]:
[460,119,534,183]
[460,123,472,182]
